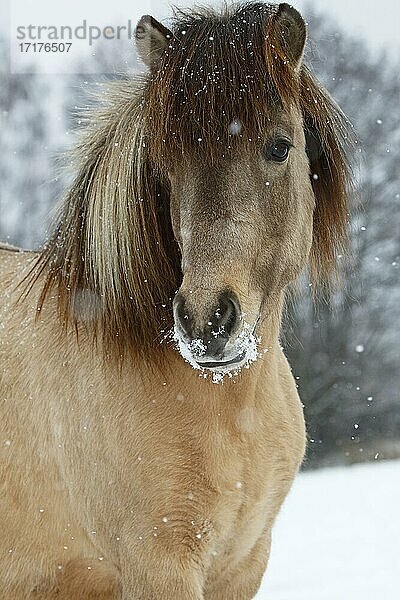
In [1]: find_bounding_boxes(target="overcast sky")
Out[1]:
[1,0,399,73]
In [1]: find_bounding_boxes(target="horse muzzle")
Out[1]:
[173,290,259,372]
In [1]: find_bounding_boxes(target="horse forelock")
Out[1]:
[145,2,301,164]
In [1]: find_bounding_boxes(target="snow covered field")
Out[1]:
[256,460,400,600]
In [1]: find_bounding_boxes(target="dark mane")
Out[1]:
[27,2,352,360]
[146,3,292,161]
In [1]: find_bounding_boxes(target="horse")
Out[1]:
[0,2,351,598]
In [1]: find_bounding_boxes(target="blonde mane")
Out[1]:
[29,77,182,360]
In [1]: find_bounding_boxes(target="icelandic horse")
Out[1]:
[0,3,351,598]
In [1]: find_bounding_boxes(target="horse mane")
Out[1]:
[28,2,352,360]
[28,77,182,361]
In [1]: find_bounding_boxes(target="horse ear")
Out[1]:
[271,3,307,71]
[135,15,172,68]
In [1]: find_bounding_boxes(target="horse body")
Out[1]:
[0,2,351,597]
[0,247,304,598]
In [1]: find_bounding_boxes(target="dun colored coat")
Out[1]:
[0,3,351,598]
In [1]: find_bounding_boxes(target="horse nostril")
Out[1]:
[213,291,241,337]
[173,290,242,360]
[173,292,193,340]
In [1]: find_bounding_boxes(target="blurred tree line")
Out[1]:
[0,8,399,467]
[284,9,400,466]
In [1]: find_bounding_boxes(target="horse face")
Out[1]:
[168,105,315,372]
[136,5,348,372]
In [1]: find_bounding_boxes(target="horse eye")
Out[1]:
[266,140,291,162]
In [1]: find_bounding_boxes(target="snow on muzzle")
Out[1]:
[172,289,260,379]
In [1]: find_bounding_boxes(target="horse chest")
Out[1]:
[204,431,280,558]
[74,377,303,583]
[142,410,285,563]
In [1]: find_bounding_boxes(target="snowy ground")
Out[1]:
[256,460,400,600]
